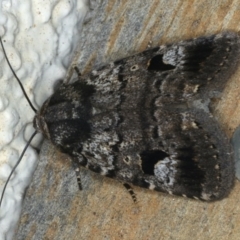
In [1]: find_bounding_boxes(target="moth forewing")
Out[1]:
[34,32,237,201]
[0,32,238,208]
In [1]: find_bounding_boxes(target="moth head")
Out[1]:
[33,99,51,140]
[33,114,49,139]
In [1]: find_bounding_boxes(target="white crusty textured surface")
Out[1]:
[0,1,89,239]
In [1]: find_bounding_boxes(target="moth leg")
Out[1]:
[74,66,81,79]
[123,183,137,203]
[72,161,82,190]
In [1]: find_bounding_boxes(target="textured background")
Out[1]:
[16,1,240,239]
[0,1,89,239]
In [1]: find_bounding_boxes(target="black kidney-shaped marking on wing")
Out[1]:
[34,32,239,201]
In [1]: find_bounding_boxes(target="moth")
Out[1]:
[1,32,239,205]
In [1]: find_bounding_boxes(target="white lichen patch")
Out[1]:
[0,1,90,239]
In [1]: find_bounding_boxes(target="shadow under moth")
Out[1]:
[1,31,239,205]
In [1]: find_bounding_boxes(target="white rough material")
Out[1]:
[0,1,89,239]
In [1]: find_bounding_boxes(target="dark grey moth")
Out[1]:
[33,32,239,201]
[1,32,239,204]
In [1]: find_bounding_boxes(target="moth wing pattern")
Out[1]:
[34,32,239,201]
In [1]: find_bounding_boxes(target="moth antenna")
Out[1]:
[0,36,37,113]
[0,131,38,208]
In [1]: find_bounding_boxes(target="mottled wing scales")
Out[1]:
[35,32,239,201]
